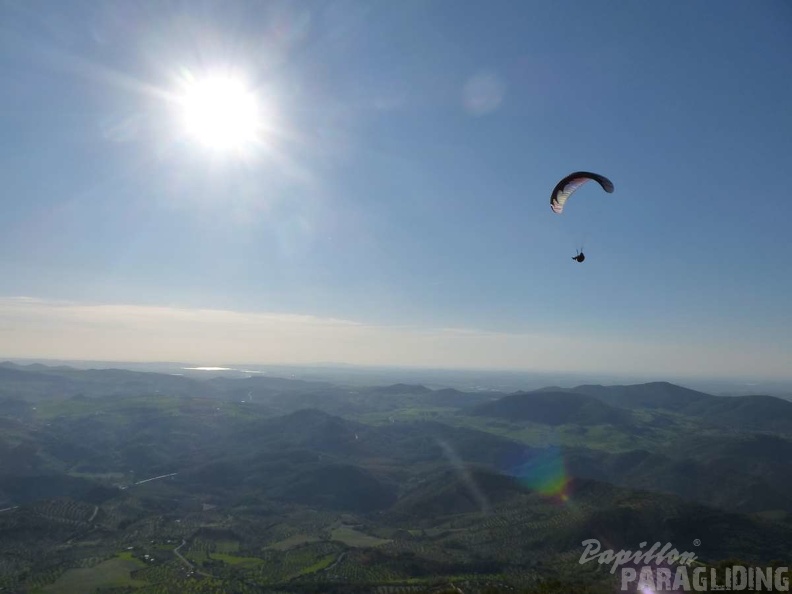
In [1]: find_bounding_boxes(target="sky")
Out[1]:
[0,0,790,378]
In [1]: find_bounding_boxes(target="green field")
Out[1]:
[295,553,336,575]
[214,539,240,553]
[268,533,322,550]
[331,525,391,548]
[214,552,264,568]
[186,550,264,568]
[42,557,147,594]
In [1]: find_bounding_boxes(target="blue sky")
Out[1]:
[0,1,790,377]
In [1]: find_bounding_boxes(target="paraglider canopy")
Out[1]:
[550,171,614,215]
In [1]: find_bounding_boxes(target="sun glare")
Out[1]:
[179,74,261,152]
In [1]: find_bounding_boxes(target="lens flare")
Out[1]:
[511,446,571,502]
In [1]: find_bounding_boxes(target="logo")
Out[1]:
[579,539,698,575]
[579,539,790,592]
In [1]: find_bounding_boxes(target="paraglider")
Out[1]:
[550,171,614,215]
[550,171,614,262]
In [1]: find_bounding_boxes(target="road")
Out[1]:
[173,539,216,579]
[133,472,178,486]
[322,551,347,573]
[173,539,192,569]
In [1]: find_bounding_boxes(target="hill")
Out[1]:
[470,390,631,426]
[572,381,714,410]
[575,381,792,433]
[1,366,792,593]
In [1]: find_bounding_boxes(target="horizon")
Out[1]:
[1,297,792,380]
[4,356,792,398]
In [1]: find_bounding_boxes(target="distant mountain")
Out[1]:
[422,387,495,407]
[0,362,216,399]
[372,383,433,395]
[469,390,631,426]
[0,364,501,420]
[681,394,792,433]
[0,365,81,398]
[574,382,792,434]
[3,365,792,521]
[0,362,74,372]
[572,381,714,410]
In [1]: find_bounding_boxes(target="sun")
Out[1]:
[178,73,261,152]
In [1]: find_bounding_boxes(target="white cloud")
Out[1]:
[0,297,788,379]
